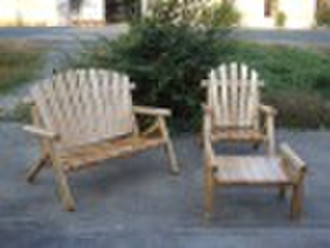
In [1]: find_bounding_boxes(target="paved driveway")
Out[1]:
[232,28,330,46]
[0,25,330,46]
[0,24,128,42]
[0,123,329,247]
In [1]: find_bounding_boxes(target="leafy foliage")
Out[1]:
[72,0,239,131]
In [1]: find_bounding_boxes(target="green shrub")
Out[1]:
[275,11,286,27]
[223,42,330,93]
[71,0,239,132]
[316,7,330,26]
[264,91,330,129]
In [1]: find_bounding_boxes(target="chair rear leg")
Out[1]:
[26,154,50,183]
[164,140,180,174]
[51,160,76,211]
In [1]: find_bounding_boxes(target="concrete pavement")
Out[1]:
[1,25,330,46]
[0,122,329,247]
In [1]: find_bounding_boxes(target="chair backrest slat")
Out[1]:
[203,62,263,130]
[32,69,135,150]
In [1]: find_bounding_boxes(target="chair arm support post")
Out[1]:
[280,143,307,184]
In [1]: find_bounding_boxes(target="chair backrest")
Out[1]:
[31,69,135,150]
[202,62,264,130]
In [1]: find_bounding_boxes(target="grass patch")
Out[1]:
[0,41,45,94]
[225,42,330,95]
[223,42,330,129]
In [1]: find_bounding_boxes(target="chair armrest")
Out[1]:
[133,106,171,117]
[23,125,59,140]
[259,104,277,116]
[280,143,307,182]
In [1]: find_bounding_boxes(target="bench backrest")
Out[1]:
[32,69,135,149]
[202,62,264,130]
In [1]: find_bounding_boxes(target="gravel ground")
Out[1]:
[0,122,329,247]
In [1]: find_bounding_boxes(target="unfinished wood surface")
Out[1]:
[213,156,289,185]
[24,69,179,211]
[202,62,276,155]
[210,128,265,142]
[203,62,264,129]
[59,135,165,172]
[202,104,306,219]
[31,69,135,150]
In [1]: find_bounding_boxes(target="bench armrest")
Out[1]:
[23,125,59,140]
[133,106,171,117]
[280,143,307,183]
[259,104,277,116]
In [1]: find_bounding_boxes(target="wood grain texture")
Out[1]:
[202,62,276,155]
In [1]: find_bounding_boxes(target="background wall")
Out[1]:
[236,0,317,29]
[0,0,104,26]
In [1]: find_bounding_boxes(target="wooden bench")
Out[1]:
[23,69,179,211]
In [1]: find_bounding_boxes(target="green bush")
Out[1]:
[223,42,330,93]
[275,11,286,27]
[71,0,239,132]
[316,7,330,26]
[264,91,330,129]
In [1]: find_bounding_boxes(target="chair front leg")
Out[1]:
[26,153,50,183]
[158,116,180,174]
[204,163,214,219]
[46,142,76,211]
[290,183,303,220]
[51,158,76,212]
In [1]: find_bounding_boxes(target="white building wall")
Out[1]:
[235,0,273,28]
[235,0,317,29]
[71,0,105,24]
[0,0,317,28]
[0,0,104,26]
[279,0,317,28]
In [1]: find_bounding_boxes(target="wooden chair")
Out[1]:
[202,105,307,220]
[201,62,277,155]
[23,69,179,211]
